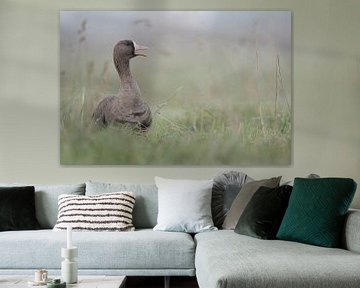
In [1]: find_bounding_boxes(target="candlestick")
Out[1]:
[67,225,72,249]
[61,247,78,284]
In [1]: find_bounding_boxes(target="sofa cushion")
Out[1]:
[0,229,195,273]
[86,181,158,229]
[222,176,281,229]
[153,177,216,233]
[0,186,40,231]
[212,171,250,228]
[277,178,357,247]
[234,185,292,239]
[195,230,360,288]
[0,183,86,229]
[53,192,136,232]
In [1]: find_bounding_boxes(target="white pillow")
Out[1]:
[153,177,217,233]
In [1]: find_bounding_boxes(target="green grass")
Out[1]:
[60,92,291,165]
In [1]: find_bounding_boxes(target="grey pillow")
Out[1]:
[212,171,251,228]
[153,177,217,233]
[86,181,158,229]
[222,176,281,230]
[0,183,86,228]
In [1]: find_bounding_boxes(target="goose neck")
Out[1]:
[116,60,131,81]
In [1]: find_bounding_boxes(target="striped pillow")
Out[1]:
[53,192,136,231]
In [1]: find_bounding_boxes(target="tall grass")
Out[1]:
[60,91,291,165]
[60,19,291,165]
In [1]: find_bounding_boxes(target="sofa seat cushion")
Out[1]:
[195,230,360,288]
[0,229,195,271]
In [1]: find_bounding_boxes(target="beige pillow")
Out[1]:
[222,176,281,230]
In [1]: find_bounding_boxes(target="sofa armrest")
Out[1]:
[342,209,360,253]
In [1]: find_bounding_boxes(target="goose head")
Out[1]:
[114,40,148,61]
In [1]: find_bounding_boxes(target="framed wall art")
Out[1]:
[60,11,292,165]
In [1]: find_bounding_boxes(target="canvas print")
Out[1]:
[60,11,292,165]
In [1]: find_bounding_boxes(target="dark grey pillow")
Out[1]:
[223,176,282,230]
[212,171,250,228]
[235,185,292,239]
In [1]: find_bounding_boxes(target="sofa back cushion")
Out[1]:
[341,209,360,253]
[0,183,86,229]
[86,181,158,229]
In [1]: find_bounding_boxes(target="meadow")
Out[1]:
[60,12,291,165]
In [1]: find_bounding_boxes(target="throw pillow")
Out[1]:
[53,192,136,232]
[0,182,86,228]
[212,171,251,228]
[222,176,281,230]
[153,177,217,233]
[234,185,293,239]
[277,178,357,248]
[0,186,41,231]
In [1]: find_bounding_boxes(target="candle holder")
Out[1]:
[61,247,78,284]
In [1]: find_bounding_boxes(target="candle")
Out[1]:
[67,225,72,248]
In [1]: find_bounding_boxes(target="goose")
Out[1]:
[92,40,152,130]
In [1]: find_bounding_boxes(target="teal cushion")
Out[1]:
[277,178,357,247]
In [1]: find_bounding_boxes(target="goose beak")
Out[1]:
[134,41,148,57]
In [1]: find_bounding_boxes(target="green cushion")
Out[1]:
[277,178,357,247]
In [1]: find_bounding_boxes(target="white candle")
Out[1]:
[67,225,72,248]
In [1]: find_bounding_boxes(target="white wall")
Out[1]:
[0,0,359,208]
